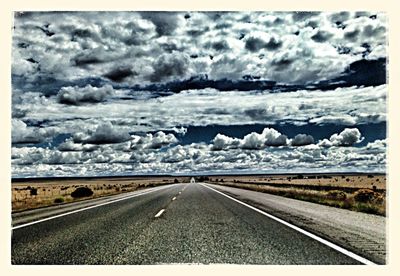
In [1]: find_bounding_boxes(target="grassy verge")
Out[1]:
[207,182,386,216]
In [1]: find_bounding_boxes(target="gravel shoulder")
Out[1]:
[206,183,386,264]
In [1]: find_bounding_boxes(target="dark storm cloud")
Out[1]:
[329,12,351,23]
[210,40,230,51]
[187,27,210,37]
[311,30,334,43]
[363,25,386,37]
[270,56,294,71]
[291,12,320,21]
[150,52,189,82]
[103,67,136,82]
[264,37,283,50]
[245,36,282,52]
[140,12,180,36]
[344,28,360,41]
[245,37,266,52]
[73,55,102,67]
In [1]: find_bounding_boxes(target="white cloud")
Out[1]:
[11,85,386,143]
[318,128,364,147]
[11,119,56,143]
[291,134,315,146]
[12,11,387,86]
[12,132,386,177]
[150,52,191,82]
[212,128,288,151]
[57,84,115,105]
[243,128,288,148]
[131,131,178,149]
[11,12,387,177]
[329,128,364,146]
[212,133,240,150]
[84,121,131,144]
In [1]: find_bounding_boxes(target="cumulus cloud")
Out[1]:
[12,11,387,87]
[11,11,387,178]
[242,128,288,148]
[291,134,315,146]
[11,119,55,144]
[150,52,190,82]
[311,30,334,43]
[12,134,386,177]
[57,84,114,105]
[319,128,364,147]
[329,128,364,146]
[131,131,178,150]
[244,33,282,52]
[212,133,241,150]
[140,12,181,37]
[103,67,137,82]
[83,122,131,144]
[212,128,288,151]
[58,138,98,152]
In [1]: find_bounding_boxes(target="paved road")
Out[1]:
[12,183,365,265]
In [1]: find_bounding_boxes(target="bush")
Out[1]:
[71,187,94,198]
[30,188,38,196]
[326,190,347,200]
[353,189,378,203]
[174,178,179,183]
[54,197,64,204]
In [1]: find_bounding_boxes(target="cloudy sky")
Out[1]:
[11,11,387,178]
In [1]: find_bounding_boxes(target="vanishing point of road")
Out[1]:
[12,182,373,265]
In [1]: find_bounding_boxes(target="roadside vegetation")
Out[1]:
[207,174,386,216]
[12,176,190,212]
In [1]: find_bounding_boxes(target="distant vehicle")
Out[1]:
[190,177,195,183]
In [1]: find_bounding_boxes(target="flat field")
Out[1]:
[12,176,190,212]
[208,173,385,191]
[206,173,386,216]
[12,173,386,215]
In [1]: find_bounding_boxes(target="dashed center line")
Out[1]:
[154,209,165,218]
[172,197,177,201]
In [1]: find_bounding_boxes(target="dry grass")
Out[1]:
[207,173,386,216]
[12,176,190,212]
[208,174,386,191]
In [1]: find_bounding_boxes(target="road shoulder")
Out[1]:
[206,183,386,264]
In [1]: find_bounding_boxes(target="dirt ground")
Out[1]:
[11,173,385,212]
[11,176,190,212]
[208,174,386,191]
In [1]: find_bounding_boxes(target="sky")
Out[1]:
[11,11,387,178]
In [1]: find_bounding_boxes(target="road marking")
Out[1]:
[155,209,165,218]
[12,185,174,230]
[199,183,377,266]
[179,192,182,194]
[172,197,177,201]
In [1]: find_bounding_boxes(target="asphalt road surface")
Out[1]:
[12,182,368,265]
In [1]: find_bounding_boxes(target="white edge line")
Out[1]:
[199,183,377,266]
[12,185,172,230]
[154,209,165,218]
